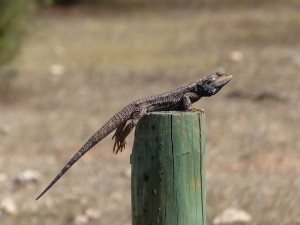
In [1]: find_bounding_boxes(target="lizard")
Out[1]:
[36,72,232,200]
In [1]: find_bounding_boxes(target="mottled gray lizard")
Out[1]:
[36,72,232,200]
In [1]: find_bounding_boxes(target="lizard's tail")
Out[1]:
[36,110,131,200]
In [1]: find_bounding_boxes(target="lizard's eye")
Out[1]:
[207,78,215,85]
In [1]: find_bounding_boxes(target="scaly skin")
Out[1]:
[36,72,232,200]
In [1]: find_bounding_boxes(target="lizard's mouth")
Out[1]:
[214,74,232,88]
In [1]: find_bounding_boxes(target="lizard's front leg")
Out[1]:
[182,93,204,112]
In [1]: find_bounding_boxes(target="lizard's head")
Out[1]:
[197,72,232,96]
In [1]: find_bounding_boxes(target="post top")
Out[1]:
[147,111,205,116]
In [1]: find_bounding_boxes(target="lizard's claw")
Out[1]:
[188,107,205,113]
[113,138,127,154]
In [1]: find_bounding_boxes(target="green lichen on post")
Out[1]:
[131,111,206,225]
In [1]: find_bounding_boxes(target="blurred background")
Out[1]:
[0,0,299,224]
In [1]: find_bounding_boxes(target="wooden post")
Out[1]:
[131,111,206,225]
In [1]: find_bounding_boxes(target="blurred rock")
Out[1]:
[49,64,65,76]
[74,214,89,225]
[213,207,251,225]
[0,198,18,215]
[10,169,41,190]
[74,208,101,225]
[0,173,7,183]
[229,51,244,62]
[85,208,101,220]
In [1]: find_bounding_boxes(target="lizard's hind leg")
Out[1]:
[113,111,144,154]
[112,121,127,141]
[113,123,132,154]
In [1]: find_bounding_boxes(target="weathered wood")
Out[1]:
[131,111,206,225]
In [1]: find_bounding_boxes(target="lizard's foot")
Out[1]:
[113,138,127,154]
[188,107,205,113]
[112,119,136,154]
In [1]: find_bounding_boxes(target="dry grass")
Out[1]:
[0,2,299,225]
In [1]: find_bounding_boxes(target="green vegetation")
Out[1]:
[0,0,35,66]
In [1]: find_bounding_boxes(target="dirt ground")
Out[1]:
[0,2,299,225]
